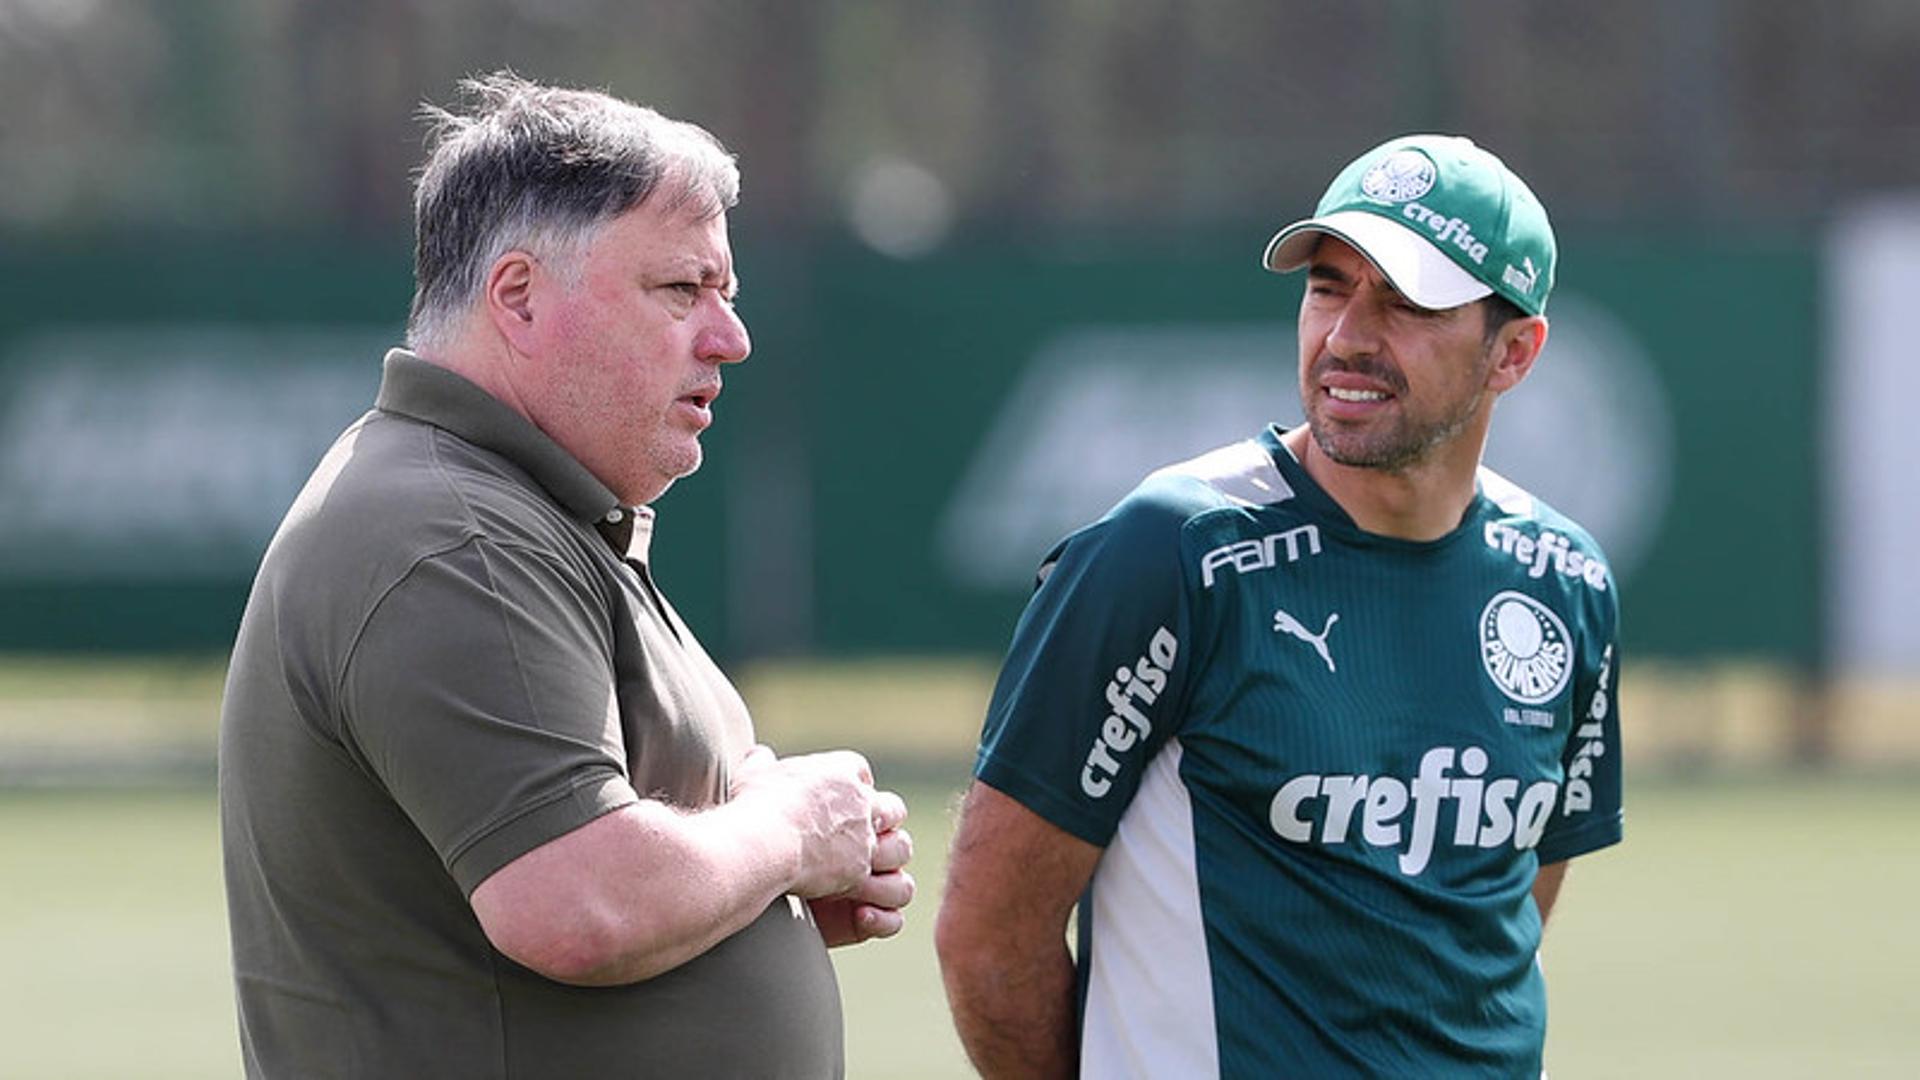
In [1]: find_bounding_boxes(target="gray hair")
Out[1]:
[406,71,740,351]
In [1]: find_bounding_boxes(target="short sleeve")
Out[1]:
[340,537,640,895]
[1536,579,1624,864]
[975,490,1195,847]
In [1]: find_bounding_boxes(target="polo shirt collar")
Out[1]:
[594,504,656,565]
[374,349,640,544]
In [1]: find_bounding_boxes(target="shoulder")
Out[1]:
[1141,437,1297,512]
[1479,466,1610,563]
[1476,464,1620,620]
[263,411,596,609]
[1057,438,1297,569]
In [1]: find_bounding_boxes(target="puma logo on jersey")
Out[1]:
[1273,608,1339,672]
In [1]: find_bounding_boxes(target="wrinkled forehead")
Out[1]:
[594,197,738,283]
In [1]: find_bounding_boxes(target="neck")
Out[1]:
[416,329,534,424]
[1282,424,1488,541]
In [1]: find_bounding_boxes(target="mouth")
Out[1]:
[1326,386,1390,404]
[1312,354,1402,417]
[674,383,722,429]
[680,385,720,409]
[1315,374,1399,422]
[1319,372,1396,401]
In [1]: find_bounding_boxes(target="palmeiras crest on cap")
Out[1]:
[1359,150,1436,204]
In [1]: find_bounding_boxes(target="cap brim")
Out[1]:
[1262,209,1492,311]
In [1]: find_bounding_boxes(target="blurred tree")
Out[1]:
[2,0,1917,238]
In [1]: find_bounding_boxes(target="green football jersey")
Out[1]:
[975,425,1623,1078]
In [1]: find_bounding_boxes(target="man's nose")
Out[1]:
[699,297,751,365]
[1325,296,1384,359]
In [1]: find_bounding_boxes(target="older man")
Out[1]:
[938,134,1623,1078]
[220,74,911,1078]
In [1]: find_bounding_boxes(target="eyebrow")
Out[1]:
[663,257,740,300]
[696,260,738,299]
[1306,261,1420,307]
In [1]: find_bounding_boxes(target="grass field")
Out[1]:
[2,775,1918,1078]
[2,657,1918,1076]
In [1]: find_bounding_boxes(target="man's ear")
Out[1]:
[1487,315,1549,394]
[484,251,540,354]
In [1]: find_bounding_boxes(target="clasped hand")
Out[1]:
[731,745,915,947]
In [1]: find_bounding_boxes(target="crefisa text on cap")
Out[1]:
[1401,201,1489,266]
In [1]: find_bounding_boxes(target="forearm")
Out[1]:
[473,798,801,986]
[474,747,893,986]
[587,798,812,982]
[936,782,1099,1079]
[940,932,1079,1079]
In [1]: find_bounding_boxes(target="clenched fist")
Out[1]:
[729,746,906,900]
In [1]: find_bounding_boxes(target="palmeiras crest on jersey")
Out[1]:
[1478,590,1573,705]
[1360,150,1437,203]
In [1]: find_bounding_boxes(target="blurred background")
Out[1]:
[2,2,1916,1076]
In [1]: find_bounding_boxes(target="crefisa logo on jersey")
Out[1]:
[1269,745,1560,876]
[1079,626,1179,798]
[1479,591,1572,705]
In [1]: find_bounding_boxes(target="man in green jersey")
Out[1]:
[938,134,1622,1078]
[221,74,912,1077]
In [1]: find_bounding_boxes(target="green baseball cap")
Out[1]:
[1263,134,1556,315]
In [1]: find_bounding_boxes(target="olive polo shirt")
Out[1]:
[219,350,842,1078]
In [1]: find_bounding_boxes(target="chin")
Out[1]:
[628,450,701,505]
[1311,427,1414,471]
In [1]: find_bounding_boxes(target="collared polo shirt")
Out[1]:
[220,350,841,1078]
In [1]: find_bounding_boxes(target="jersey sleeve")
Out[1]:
[974,486,1196,847]
[339,537,640,895]
[1536,570,1624,865]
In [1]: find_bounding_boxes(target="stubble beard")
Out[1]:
[1302,352,1490,473]
[616,416,706,506]
[637,437,702,504]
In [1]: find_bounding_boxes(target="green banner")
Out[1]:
[0,230,1817,662]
